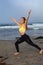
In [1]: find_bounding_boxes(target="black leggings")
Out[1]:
[15,34,41,52]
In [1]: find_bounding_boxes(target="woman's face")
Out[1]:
[20,18,25,24]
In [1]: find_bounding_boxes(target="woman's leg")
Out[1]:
[25,35,43,54]
[25,34,41,51]
[15,36,24,52]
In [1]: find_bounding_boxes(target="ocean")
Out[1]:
[0,24,43,40]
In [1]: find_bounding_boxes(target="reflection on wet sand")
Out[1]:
[0,56,12,65]
[0,63,12,65]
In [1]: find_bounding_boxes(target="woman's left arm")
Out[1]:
[25,9,31,25]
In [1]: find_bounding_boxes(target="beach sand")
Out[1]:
[0,38,43,65]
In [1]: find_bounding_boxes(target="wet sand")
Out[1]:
[0,38,43,65]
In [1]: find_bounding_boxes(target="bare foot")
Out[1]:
[14,52,19,55]
[39,50,43,54]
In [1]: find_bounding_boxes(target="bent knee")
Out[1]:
[15,42,19,46]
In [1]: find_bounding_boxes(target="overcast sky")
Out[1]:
[0,0,43,24]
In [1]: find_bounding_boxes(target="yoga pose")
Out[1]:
[11,9,43,55]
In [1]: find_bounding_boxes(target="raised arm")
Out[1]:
[25,9,31,24]
[11,18,20,26]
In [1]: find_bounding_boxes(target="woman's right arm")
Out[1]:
[11,18,20,26]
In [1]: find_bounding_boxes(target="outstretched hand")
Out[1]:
[10,17,20,26]
[28,9,31,14]
[11,18,16,21]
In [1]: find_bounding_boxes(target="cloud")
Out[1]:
[0,0,43,24]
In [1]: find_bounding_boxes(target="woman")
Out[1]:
[11,9,43,55]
